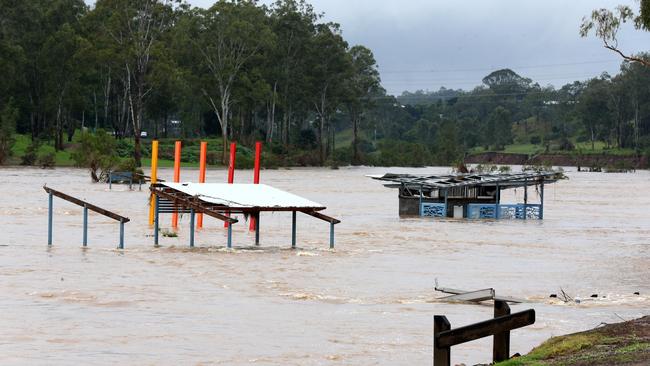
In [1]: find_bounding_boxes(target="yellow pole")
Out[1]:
[148,140,159,226]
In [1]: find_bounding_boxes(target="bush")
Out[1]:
[115,139,134,158]
[21,141,40,166]
[530,135,541,144]
[37,151,56,168]
[0,100,18,164]
[71,130,119,182]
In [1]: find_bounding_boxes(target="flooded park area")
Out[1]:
[1,166,649,365]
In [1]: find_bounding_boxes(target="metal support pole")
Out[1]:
[255,213,260,246]
[83,205,88,246]
[419,184,423,216]
[329,223,335,249]
[495,183,500,219]
[291,211,297,249]
[48,192,53,246]
[444,189,448,217]
[109,172,112,190]
[154,195,159,246]
[539,183,544,220]
[189,208,195,248]
[227,223,233,249]
[523,179,528,220]
[119,219,124,249]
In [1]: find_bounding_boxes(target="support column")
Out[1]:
[48,192,53,246]
[539,183,544,220]
[119,219,124,249]
[189,208,195,248]
[444,189,448,217]
[524,179,528,220]
[329,223,335,249]
[109,172,112,190]
[291,211,297,249]
[255,213,260,246]
[227,223,233,249]
[419,184,423,216]
[83,205,88,246]
[154,195,159,246]
[495,183,500,219]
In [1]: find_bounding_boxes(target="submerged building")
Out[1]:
[369,172,564,220]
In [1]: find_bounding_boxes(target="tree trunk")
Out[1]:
[352,114,360,165]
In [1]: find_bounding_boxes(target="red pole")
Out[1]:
[249,141,262,231]
[172,140,181,229]
[197,141,207,229]
[225,142,237,228]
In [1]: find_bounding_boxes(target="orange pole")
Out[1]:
[224,142,236,228]
[249,141,262,231]
[197,141,207,229]
[172,140,181,228]
[148,140,159,226]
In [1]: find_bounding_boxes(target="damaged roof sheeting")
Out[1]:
[367,171,565,190]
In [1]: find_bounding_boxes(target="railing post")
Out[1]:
[189,208,195,248]
[291,211,297,249]
[523,179,528,220]
[154,195,159,247]
[48,192,53,246]
[495,183,500,219]
[109,171,112,190]
[83,205,88,247]
[119,218,124,249]
[434,315,451,366]
[493,300,511,362]
[329,222,335,249]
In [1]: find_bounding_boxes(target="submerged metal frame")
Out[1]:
[150,184,340,249]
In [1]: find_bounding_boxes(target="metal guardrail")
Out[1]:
[44,186,129,249]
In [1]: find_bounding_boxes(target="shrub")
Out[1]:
[37,151,56,168]
[71,130,119,182]
[530,135,541,144]
[0,100,18,164]
[115,139,134,158]
[21,141,40,166]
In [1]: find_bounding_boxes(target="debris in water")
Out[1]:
[590,294,598,298]
[634,292,640,295]
[550,294,557,298]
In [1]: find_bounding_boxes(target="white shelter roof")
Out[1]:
[160,182,325,209]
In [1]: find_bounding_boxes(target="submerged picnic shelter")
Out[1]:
[150,182,340,248]
[369,171,564,219]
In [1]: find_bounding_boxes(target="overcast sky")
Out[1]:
[87,0,650,95]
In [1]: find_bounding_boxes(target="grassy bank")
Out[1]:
[496,316,650,366]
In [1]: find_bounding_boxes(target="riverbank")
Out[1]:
[466,152,648,170]
[495,316,650,366]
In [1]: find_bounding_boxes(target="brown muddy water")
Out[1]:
[1,166,649,365]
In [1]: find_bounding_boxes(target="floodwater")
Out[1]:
[1,166,648,365]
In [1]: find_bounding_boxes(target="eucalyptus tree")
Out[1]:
[267,0,319,146]
[581,0,650,67]
[89,0,179,166]
[343,45,381,165]
[307,23,349,163]
[186,0,274,163]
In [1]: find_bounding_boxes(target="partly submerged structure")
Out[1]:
[369,172,564,220]
[150,182,340,248]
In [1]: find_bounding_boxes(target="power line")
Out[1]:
[379,59,621,74]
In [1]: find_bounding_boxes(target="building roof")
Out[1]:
[368,171,564,190]
[160,182,325,210]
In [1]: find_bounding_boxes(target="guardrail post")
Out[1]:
[48,192,53,246]
[493,300,511,362]
[189,208,195,248]
[434,315,451,366]
[330,222,335,249]
[291,211,297,248]
[118,218,124,249]
[83,205,88,247]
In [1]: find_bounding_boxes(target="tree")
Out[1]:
[486,106,512,150]
[344,45,381,165]
[307,23,349,163]
[577,76,612,150]
[71,130,119,182]
[186,0,273,163]
[580,0,650,67]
